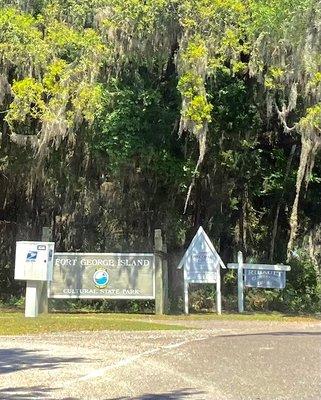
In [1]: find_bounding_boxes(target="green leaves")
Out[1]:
[7,78,45,126]
[182,94,213,128]
[1,5,106,145]
[0,7,49,74]
[299,103,321,133]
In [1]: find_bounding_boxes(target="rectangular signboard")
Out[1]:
[186,271,218,284]
[48,253,155,299]
[244,269,286,289]
[185,245,220,283]
[185,252,219,283]
[227,263,291,271]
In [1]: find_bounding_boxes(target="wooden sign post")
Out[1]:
[228,253,291,313]
[154,229,168,315]
[237,251,244,313]
[39,226,52,314]
[178,227,226,315]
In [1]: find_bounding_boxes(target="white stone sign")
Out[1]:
[178,227,226,314]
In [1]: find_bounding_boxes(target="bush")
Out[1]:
[0,295,25,309]
[49,298,155,313]
[244,250,321,313]
[278,251,321,313]
[245,289,279,311]
[189,284,216,312]
[222,293,238,311]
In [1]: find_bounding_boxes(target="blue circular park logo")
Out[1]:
[93,270,109,288]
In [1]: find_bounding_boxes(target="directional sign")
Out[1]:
[227,263,291,271]
[227,255,291,312]
[244,269,286,289]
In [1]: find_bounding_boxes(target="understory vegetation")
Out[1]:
[0,0,321,313]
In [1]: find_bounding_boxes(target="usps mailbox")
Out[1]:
[15,241,55,281]
[14,241,55,318]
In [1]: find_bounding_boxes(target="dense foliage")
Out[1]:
[0,0,320,311]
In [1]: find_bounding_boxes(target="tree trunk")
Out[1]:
[270,144,296,262]
[287,139,312,259]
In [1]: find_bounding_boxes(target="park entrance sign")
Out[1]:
[49,253,155,299]
[14,228,168,318]
[178,227,226,314]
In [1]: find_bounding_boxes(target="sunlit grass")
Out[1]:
[0,310,319,336]
[0,312,187,335]
[146,311,320,323]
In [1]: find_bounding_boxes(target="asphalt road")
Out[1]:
[0,319,320,400]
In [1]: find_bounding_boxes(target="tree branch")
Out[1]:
[274,101,297,133]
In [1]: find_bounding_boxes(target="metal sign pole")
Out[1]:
[237,251,244,313]
[155,229,164,315]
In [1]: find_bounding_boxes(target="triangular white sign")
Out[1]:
[178,226,225,283]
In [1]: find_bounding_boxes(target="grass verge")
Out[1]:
[0,310,319,336]
[0,312,187,335]
[141,311,320,323]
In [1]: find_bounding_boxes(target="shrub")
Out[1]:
[279,251,321,313]
[189,284,216,312]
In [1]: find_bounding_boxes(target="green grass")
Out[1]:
[147,311,320,323]
[0,312,187,335]
[0,310,319,336]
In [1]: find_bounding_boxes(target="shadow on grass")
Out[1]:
[0,348,85,374]
[109,388,205,399]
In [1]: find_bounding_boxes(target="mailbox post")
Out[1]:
[15,241,55,317]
